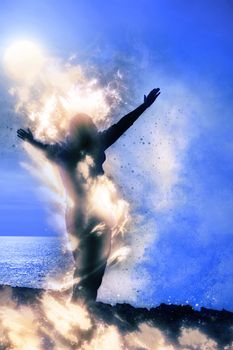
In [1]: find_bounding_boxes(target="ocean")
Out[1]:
[0,236,74,289]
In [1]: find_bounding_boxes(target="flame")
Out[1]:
[1,44,227,350]
[0,303,42,350]
[7,50,132,287]
[0,288,174,350]
[2,48,158,349]
[87,175,130,236]
[41,294,92,342]
[10,57,122,142]
[81,324,122,350]
[0,288,221,350]
[124,323,175,350]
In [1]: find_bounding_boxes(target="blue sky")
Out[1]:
[0,0,232,309]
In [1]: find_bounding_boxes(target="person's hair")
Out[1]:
[69,113,98,151]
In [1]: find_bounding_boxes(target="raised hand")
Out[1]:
[144,88,160,108]
[17,128,34,142]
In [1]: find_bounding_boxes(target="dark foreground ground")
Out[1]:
[0,285,232,349]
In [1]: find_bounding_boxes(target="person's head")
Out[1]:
[68,113,98,151]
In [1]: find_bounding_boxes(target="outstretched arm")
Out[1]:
[17,128,49,152]
[101,88,160,150]
[17,128,62,161]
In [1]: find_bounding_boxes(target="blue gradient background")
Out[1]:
[0,0,232,310]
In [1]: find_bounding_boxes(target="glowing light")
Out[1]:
[7,48,131,267]
[7,48,131,293]
[41,294,92,342]
[87,175,130,234]
[3,40,44,81]
[0,287,220,349]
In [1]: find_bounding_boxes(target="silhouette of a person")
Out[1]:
[17,88,160,302]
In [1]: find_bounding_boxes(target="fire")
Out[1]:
[81,324,122,350]
[5,45,132,287]
[9,56,122,142]
[87,175,130,235]
[0,288,178,350]
[0,300,42,350]
[1,42,227,350]
[2,44,145,349]
[41,294,92,343]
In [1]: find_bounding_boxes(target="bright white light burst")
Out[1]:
[3,40,44,81]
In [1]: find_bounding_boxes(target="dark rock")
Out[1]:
[0,284,232,348]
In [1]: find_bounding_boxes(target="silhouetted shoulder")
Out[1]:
[99,124,120,150]
[99,103,148,150]
[45,142,64,161]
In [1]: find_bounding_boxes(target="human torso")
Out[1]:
[46,132,106,203]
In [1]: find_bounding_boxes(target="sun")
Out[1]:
[3,40,44,81]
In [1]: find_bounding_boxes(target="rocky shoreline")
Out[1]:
[0,284,232,349]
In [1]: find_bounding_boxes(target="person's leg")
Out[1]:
[72,218,111,302]
[72,260,107,302]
